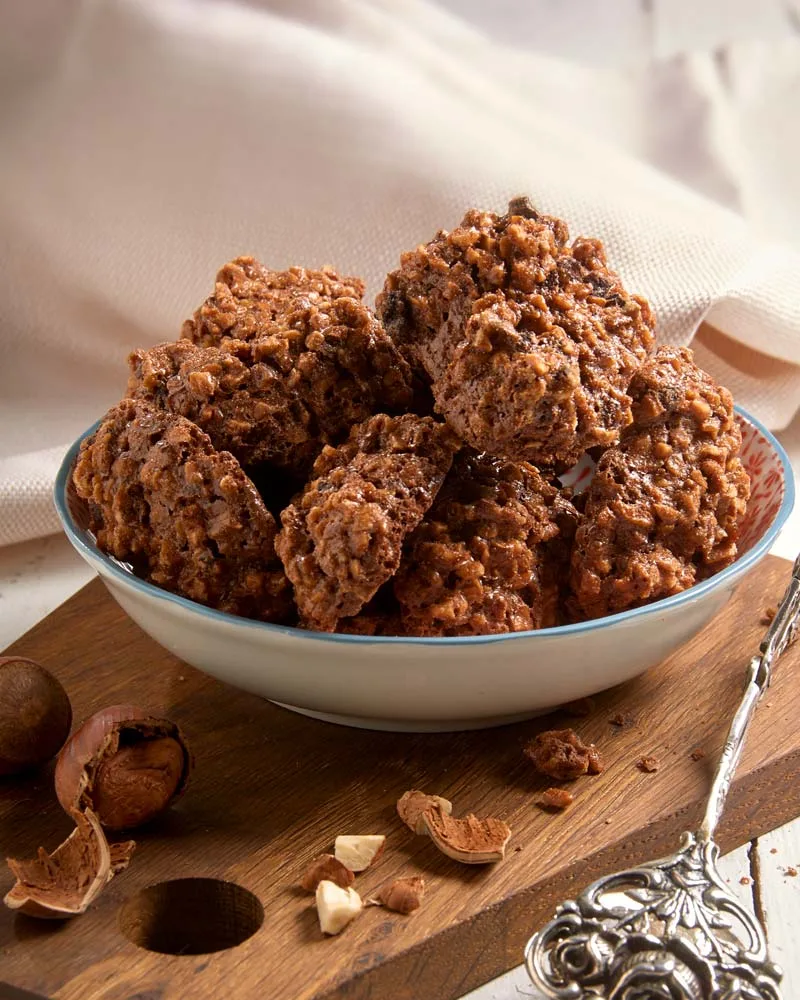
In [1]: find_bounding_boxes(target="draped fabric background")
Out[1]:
[1,0,799,546]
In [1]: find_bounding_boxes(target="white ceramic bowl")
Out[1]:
[55,408,795,732]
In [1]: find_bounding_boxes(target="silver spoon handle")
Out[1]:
[699,552,800,842]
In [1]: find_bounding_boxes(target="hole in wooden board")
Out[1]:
[119,878,263,955]
[0,982,54,1000]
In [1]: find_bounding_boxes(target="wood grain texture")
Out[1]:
[1,556,799,1000]
[752,824,800,988]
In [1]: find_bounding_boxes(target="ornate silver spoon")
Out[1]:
[525,553,800,1000]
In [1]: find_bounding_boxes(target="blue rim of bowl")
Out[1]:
[55,406,796,646]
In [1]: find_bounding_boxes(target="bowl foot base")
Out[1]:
[270,701,546,732]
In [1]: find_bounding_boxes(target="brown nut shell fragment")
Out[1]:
[396,790,453,834]
[421,805,511,864]
[373,876,425,914]
[0,657,72,776]
[539,787,574,811]
[4,808,135,919]
[300,854,355,893]
[55,705,192,831]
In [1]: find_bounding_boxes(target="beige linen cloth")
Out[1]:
[1,0,799,547]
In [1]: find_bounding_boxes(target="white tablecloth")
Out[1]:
[1,0,799,546]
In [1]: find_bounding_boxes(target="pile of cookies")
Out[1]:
[72,199,750,635]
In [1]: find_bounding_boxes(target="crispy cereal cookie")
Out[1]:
[182,256,366,347]
[569,346,750,619]
[392,450,579,636]
[127,339,320,472]
[276,413,460,630]
[377,198,655,467]
[72,399,292,622]
[170,258,415,472]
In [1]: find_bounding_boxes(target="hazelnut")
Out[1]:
[315,880,362,935]
[0,657,72,775]
[539,787,574,811]
[4,808,135,919]
[333,835,385,873]
[55,705,191,830]
[300,854,355,893]
[371,876,425,914]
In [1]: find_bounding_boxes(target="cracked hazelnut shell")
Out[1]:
[300,854,355,893]
[373,876,425,914]
[0,657,72,776]
[4,807,135,919]
[396,789,453,834]
[54,705,192,830]
[421,805,511,863]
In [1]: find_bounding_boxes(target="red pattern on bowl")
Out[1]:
[738,415,786,554]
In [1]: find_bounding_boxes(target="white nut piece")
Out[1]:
[315,880,363,935]
[334,834,386,872]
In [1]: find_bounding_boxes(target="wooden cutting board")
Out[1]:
[1,555,799,1000]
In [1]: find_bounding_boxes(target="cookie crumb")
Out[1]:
[539,787,574,811]
[786,867,798,878]
[637,755,660,773]
[740,876,751,885]
[770,848,778,854]
[690,747,706,761]
[524,729,604,780]
[587,747,605,775]
[514,845,523,853]
[563,697,595,718]
[760,606,777,625]
[609,712,635,729]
